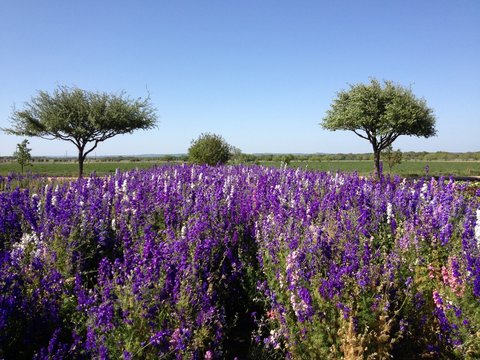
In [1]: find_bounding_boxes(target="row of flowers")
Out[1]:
[0,165,479,359]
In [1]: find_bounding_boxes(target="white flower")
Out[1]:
[475,209,480,246]
[420,183,428,199]
[11,232,46,262]
[286,250,298,272]
[279,274,285,289]
[333,173,344,186]
[386,202,393,224]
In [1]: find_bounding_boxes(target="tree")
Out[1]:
[230,146,245,164]
[4,86,157,177]
[188,133,232,166]
[384,145,402,171]
[282,154,294,166]
[14,139,33,174]
[321,79,436,175]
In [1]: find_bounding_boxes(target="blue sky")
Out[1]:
[0,0,479,156]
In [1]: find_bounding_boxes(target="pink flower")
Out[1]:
[441,266,450,285]
[432,290,443,309]
[447,256,465,297]
[440,257,465,296]
[427,264,436,279]
[267,309,277,320]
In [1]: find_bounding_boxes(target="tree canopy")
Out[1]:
[321,78,436,175]
[4,86,157,177]
[188,133,232,166]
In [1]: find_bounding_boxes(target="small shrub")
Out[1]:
[188,133,232,166]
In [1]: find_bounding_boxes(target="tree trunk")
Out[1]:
[78,150,84,178]
[374,148,381,177]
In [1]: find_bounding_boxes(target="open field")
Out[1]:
[0,160,172,177]
[286,160,480,178]
[1,159,479,178]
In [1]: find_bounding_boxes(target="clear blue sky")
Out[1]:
[1,0,479,156]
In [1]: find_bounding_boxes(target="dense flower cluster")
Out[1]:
[0,165,479,359]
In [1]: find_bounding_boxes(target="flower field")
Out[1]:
[1,165,479,359]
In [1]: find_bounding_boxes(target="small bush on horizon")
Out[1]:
[188,132,232,166]
[281,154,294,166]
[385,145,403,171]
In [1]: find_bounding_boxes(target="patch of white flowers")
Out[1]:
[223,175,235,209]
[11,232,46,263]
[475,209,480,247]
[333,173,345,186]
[38,202,43,215]
[420,182,429,199]
[180,224,187,239]
[386,202,393,224]
[114,178,128,194]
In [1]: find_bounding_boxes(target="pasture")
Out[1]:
[287,160,480,178]
[0,160,170,177]
[0,159,479,178]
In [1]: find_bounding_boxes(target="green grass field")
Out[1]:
[261,160,480,178]
[0,160,479,178]
[0,161,171,177]
[287,160,480,177]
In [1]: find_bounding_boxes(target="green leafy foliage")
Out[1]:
[188,133,232,166]
[281,154,294,166]
[4,86,157,177]
[385,145,403,171]
[321,78,436,175]
[13,139,33,174]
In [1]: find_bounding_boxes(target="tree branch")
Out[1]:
[37,134,60,141]
[53,132,75,142]
[83,140,101,159]
[379,132,400,150]
[352,130,369,141]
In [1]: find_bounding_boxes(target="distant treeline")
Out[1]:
[1,151,479,164]
[240,151,480,162]
[229,151,480,163]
